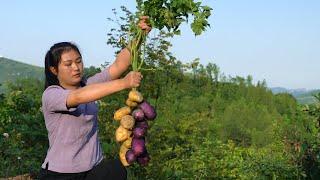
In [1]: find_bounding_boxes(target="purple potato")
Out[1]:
[137,151,150,166]
[139,101,157,120]
[132,138,146,156]
[132,109,145,121]
[135,121,149,130]
[125,150,136,165]
[133,127,147,138]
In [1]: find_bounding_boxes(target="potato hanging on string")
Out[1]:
[114,106,131,121]
[126,98,138,107]
[139,101,157,120]
[125,149,136,165]
[120,115,135,130]
[119,147,130,167]
[115,126,132,142]
[123,137,133,148]
[128,90,143,103]
[132,108,145,122]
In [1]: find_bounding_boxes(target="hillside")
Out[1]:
[271,87,320,104]
[0,57,43,92]
[294,89,320,104]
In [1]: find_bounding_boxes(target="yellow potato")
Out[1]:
[120,115,135,130]
[120,143,129,154]
[123,137,132,148]
[119,148,129,167]
[128,90,143,103]
[126,99,138,107]
[115,126,132,142]
[114,106,131,121]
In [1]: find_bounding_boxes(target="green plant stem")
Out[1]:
[140,68,162,71]
[138,31,147,71]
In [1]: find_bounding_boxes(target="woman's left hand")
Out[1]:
[138,16,152,33]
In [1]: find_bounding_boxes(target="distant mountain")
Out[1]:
[0,57,44,92]
[270,87,289,94]
[270,87,320,104]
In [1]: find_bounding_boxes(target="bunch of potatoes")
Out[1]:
[114,89,156,166]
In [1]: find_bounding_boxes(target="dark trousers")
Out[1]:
[38,158,127,180]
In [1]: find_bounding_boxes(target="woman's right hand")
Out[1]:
[122,71,143,89]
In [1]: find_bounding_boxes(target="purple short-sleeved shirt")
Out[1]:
[41,67,111,173]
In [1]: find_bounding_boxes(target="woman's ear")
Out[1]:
[49,66,58,75]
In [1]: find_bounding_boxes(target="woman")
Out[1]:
[39,17,151,180]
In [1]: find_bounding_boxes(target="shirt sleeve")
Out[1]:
[42,85,77,112]
[86,66,112,85]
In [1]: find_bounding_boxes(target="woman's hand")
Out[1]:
[122,71,143,88]
[108,16,151,81]
[138,16,152,33]
[126,16,151,53]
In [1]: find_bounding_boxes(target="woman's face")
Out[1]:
[53,49,84,89]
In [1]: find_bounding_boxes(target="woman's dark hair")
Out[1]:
[44,42,85,89]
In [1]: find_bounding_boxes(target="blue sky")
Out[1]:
[0,0,319,89]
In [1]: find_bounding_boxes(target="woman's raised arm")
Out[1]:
[67,71,142,108]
